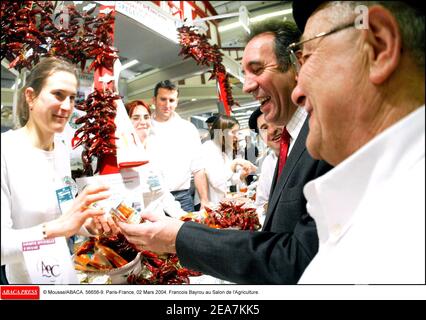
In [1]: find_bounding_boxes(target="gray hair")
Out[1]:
[327,1,424,69]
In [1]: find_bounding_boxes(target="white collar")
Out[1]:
[286,106,307,142]
[151,111,181,124]
[304,106,425,242]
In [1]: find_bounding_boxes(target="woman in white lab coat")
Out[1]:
[201,115,256,205]
[125,100,186,217]
[1,57,111,284]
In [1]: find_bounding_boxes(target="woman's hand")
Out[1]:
[231,159,257,179]
[84,214,120,237]
[44,185,111,238]
[240,162,257,179]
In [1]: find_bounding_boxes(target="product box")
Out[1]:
[75,170,144,224]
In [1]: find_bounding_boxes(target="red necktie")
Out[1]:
[278,128,290,177]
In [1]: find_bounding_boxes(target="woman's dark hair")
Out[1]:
[210,114,239,155]
[16,57,78,128]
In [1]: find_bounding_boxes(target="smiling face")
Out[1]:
[130,105,151,143]
[290,7,371,165]
[242,33,298,127]
[26,70,77,136]
[153,88,178,122]
[257,113,283,155]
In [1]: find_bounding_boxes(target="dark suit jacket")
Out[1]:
[176,119,332,284]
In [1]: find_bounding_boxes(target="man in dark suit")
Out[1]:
[118,19,332,284]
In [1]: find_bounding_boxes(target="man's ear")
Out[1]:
[364,5,402,84]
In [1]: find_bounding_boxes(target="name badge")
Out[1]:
[56,186,74,214]
[147,174,161,191]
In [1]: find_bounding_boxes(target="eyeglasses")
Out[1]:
[287,22,355,74]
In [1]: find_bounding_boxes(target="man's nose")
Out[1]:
[291,83,306,107]
[267,128,278,140]
[242,76,257,94]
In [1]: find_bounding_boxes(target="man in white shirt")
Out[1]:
[248,107,283,225]
[291,1,425,283]
[148,80,209,212]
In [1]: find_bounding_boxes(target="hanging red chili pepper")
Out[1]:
[177,22,237,113]
[1,1,119,74]
[72,88,120,175]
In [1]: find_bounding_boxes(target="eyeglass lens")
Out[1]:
[289,49,301,74]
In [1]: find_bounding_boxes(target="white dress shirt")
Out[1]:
[148,112,204,191]
[286,106,308,155]
[300,106,425,284]
[255,150,277,224]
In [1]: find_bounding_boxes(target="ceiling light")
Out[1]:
[219,9,293,32]
[251,9,293,22]
[232,102,260,112]
[121,59,139,71]
[219,21,242,33]
[235,115,251,120]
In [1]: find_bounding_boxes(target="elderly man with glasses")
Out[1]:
[291,1,424,284]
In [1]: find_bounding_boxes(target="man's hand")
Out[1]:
[117,211,184,254]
